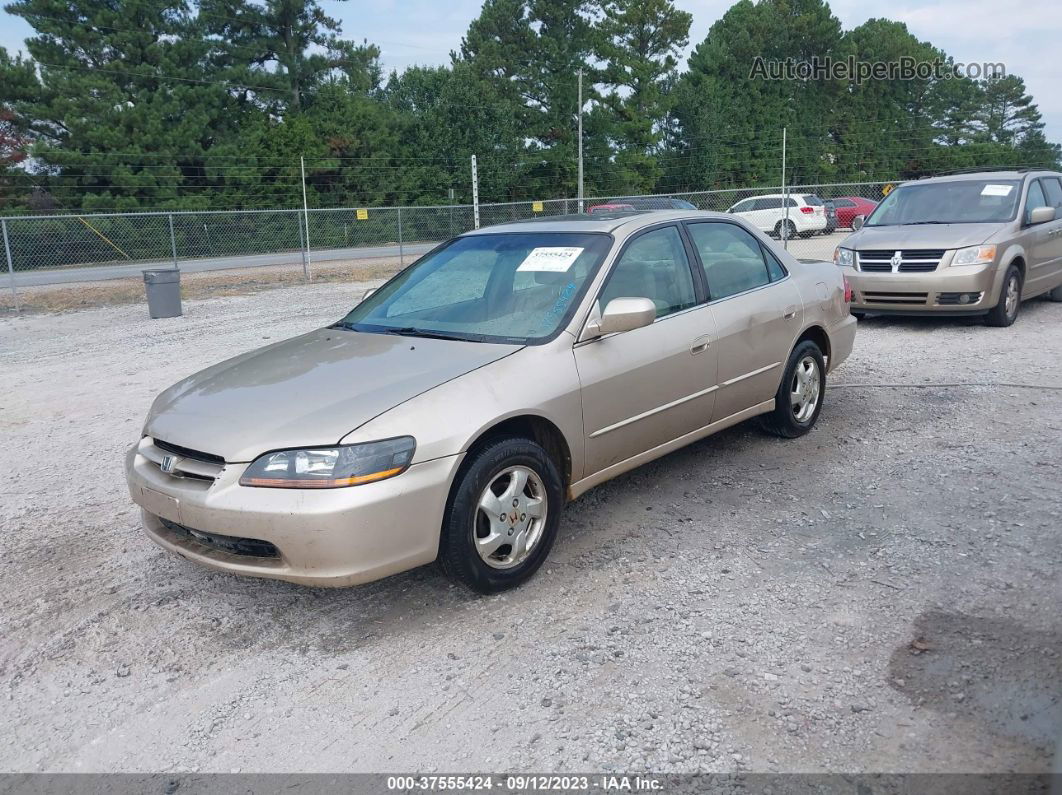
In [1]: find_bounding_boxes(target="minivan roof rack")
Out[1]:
[927,166,1040,177]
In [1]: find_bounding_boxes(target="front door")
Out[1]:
[575,225,718,475]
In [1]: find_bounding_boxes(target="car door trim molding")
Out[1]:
[572,399,775,499]
[720,361,782,388]
[588,383,721,439]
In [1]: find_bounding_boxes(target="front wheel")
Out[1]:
[759,340,826,438]
[985,264,1022,327]
[438,438,563,594]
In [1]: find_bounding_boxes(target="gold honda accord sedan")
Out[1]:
[126,211,857,593]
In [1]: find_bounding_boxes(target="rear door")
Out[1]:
[684,220,802,422]
[1038,177,1062,286]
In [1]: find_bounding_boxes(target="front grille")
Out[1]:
[858,249,945,273]
[159,517,280,558]
[862,291,929,305]
[154,438,225,465]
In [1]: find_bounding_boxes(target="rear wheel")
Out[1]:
[985,264,1022,327]
[438,438,563,594]
[760,340,826,438]
[773,220,796,240]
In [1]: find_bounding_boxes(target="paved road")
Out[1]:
[7,231,847,289]
[8,242,438,288]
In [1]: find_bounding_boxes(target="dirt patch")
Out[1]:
[0,257,401,314]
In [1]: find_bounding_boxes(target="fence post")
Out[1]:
[168,213,179,270]
[2,219,19,312]
[471,155,480,230]
[300,156,311,279]
[781,127,789,250]
[397,207,404,267]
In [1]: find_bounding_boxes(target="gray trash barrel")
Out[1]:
[143,269,182,318]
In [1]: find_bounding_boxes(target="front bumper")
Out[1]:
[843,263,1000,313]
[125,440,463,587]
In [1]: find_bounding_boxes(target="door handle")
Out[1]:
[690,335,710,355]
[783,305,798,320]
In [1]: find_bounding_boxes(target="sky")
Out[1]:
[1,0,1059,142]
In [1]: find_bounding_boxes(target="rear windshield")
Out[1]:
[867,180,1021,226]
[803,195,824,206]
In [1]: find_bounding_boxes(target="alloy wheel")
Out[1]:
[473,466,548,570]
[790,355,821,424]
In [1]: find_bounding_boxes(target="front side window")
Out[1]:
[1025,180,1048,223]
[731,199,755,213]
[687,222,772,299]
[598,226,697,319]
[867,179,1022,226]
[340,232,612,344]
[1042,177,1062,208]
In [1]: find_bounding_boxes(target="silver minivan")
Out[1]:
[835,169,1062,326]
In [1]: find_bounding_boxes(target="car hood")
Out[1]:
[849,223,1001,250]
[144,328,521,462]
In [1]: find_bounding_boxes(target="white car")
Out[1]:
[727,193,827,239]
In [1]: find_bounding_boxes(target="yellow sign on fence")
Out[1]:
[882,183,894,197]
[356,208,369,220]
[532,201,544,213]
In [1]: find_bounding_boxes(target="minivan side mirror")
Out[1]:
[852,215,865,231]
[1028,206,1056,226]
[585,297,656,338]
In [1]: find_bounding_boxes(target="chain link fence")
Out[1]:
[1,181,893,307]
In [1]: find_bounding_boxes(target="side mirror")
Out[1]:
[852,215,865,231]
[585,297,656,338]
[360,287,377,302]
[1028,206,1056,225]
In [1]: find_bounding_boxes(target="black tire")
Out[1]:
[985,264,1022,327]
[1047,284,1062,302]
[773,220,796,240]
[851,311,866,320]
[438,437,563,594]
[759,340,826,438]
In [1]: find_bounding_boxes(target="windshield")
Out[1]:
[338,232,613,344]
[867,179,1021,226]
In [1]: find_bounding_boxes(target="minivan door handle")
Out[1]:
[690,335,711,355]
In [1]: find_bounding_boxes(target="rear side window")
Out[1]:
[1042,178,1062,208]
[763,247,787,281]
[687,222,772,299]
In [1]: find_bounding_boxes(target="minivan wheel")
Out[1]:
[439,437,563,594]
[985,265,1022,327]
[759,340,826,438]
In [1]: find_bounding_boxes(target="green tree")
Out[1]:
[974,73,1046,146]
[596,0,691,193]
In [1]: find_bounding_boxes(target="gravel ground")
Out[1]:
[1,283,1060,774]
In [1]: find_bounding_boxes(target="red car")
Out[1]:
[830,196,878,229]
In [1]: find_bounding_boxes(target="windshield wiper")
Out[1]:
[901,221,950,225]
[376,326,469,341]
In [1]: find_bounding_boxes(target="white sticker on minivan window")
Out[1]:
[516,247,584,272]
[981,184,1013,196]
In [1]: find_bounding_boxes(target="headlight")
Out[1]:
[952,245,996,266]
[834,247,854,267]
[239,437,415,488]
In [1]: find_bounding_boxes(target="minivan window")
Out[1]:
[340,232,612,344]
[1039,178,1062,209]
[1025,181,1048,223]
[866,179,1022,226]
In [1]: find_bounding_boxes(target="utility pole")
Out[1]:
[300,155,310,278]
[471,155,480,230]
[781,127,789,249]
[2,219,19,312]
[577,69,584,214]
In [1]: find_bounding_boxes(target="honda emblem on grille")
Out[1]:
[890,250,903,273]
[161,455,176,473]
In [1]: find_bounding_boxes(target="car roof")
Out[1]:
[909,169,1061,186]
[465,210,734,235]
[738,193,812,200]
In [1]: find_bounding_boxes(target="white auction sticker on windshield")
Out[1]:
[517,247,584,272]
[981,184,1013,196]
